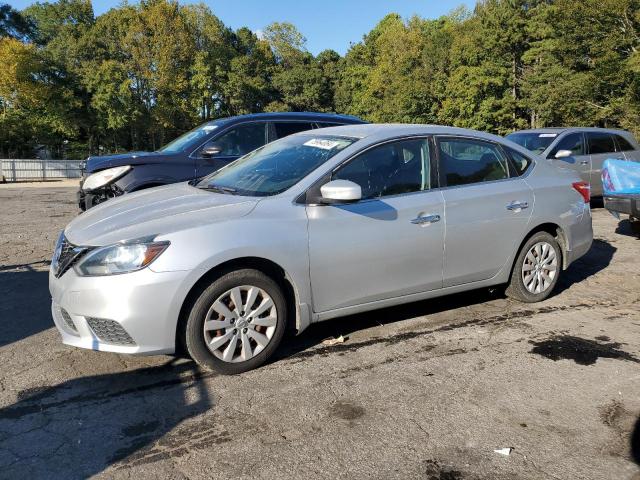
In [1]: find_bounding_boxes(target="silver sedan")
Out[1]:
[49,125,593,374]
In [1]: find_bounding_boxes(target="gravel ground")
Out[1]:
[0,185,639,480]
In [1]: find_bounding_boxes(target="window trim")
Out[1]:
[298,134,439,205]
[188,120,269,159]
[433,135,517,190]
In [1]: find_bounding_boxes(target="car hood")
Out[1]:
[85,151,177,172]
[65,182,259,246]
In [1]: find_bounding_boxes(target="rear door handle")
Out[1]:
[580,160,589,165]
[506,201,529,211]
[411,214,441,225]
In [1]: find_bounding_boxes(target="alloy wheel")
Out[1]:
[203,285,278,363]
[521,241,558,294]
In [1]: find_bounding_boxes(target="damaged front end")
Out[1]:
[77,165,131,211]
[77,180,125,211]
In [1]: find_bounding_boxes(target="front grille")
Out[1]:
[86,317,136,346]
[53,236,90,278]
[60,308,78,333]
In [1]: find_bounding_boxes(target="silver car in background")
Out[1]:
[506,127,640,196]
[50,125,593,374]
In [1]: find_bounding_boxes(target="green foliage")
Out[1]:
[0,0,639,158]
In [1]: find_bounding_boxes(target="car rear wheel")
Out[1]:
[185,269,287,374]
[630,216,640,234]
[506,232,561,303]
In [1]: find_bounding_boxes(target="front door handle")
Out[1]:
[411,214,441,225]
[506,201,529,211]
[580,160,589,165]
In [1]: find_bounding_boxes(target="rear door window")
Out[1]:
[273,122,315,139]
[587,132,616,154]
[437,138,509,187]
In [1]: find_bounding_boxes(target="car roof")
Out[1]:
[508,127,631,135]
[297,123,507,143]
[212,112,365,126]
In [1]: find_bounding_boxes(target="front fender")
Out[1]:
[147,198,313,333]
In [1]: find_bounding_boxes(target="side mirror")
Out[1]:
[201,145,223,158]
[554,149,572,159]
[320,180,362,204]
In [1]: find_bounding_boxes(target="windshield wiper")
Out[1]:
[200,184,238,194]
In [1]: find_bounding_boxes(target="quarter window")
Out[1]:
[506,148,533,176]
[333,138,431,199]
[273,122,314,139]
[587,132,616,154]
[203,123,267,157]
[437,138,509,187]
[613,134,635,151]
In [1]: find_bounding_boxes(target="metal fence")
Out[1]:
[0,159,83,182]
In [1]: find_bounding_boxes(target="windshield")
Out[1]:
[159,121,223,153]
[506,132,558,154]
[196,135,357,196]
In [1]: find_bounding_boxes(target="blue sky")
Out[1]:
[8,0,474,55]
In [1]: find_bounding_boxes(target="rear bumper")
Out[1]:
[564,203,593,267]
[604,194,640,217]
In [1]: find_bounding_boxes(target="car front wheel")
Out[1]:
[185,269,287,374]
[506,231,562,303]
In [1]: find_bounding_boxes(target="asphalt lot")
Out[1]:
[0,183,639,480]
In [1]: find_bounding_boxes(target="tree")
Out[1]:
[262,21,307,66]
[2,0,640,158]
[0,3,32,39]
[223,27,276,114]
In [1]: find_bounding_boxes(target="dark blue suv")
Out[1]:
[78,112,364,210]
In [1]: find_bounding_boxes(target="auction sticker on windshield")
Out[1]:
[303,139,343,150]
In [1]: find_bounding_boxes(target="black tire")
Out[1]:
[506,231,562,303]
[185,269,287,375]
[630,216,640,235]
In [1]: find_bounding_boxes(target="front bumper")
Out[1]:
[49,266,189,355]
[604,194,640,218]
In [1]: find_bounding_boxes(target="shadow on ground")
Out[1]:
[632,416,640,465]
[0,360,215,479]
[279,237,615,361]
[276,287,503,362]
[0,263,52,348]
[615,219,640,239]
[556,239,615,293]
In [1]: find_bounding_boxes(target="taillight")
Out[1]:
[572,181,590,203]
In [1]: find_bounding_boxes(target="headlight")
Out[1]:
[74,240,169,276]
[82,166,131,191]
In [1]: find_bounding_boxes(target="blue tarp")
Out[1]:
[602,159,640,195]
